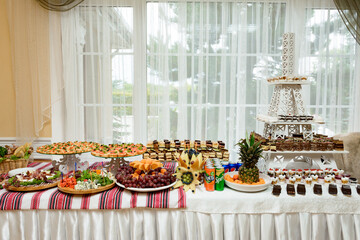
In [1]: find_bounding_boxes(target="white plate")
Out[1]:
[116,181,177,192]
[225,172,271,192]
[8,168,36,177]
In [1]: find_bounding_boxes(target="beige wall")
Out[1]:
[0,0,51,138]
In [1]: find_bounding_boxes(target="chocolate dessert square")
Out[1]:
[341,185,352,196]
[357,185,360,195]
[328,184,338,195]
[297,184,306,195]
[272,185,281,196]
[287,184,296,196]
[313,184,322,195]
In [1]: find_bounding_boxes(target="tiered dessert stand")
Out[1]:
[257,33,348,170]
[92,154,141,174]
[39,152,90,173]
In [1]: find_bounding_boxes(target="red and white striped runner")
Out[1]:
[0,161,186,210]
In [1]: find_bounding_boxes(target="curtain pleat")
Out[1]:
[6,0,51,143]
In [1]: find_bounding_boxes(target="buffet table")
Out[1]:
[1,162,359,240]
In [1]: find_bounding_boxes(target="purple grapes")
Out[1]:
[116,163,176,188]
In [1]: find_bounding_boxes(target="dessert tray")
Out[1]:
[224,172,271,192]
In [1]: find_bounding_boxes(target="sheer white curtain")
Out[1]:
[147,0,285,152]
[52,0,360,153]
[147,0,359,153]
[286,0,360,135]
[52,0,142,144]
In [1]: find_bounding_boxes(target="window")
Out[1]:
[301,8,357,135]
[63,0,358,155]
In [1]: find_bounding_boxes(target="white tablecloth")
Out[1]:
[2,184,360,240]
[1,210,359,240]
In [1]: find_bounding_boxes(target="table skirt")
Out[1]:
[1,210,359,240]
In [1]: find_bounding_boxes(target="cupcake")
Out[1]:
[289,176,296,184]
[289,169,296,176]
[275,168,282,177]
[331,175,336,181]
[295,174,302,182]
[282,169,288,177]
[268,168,275,177]
[310,169,317,176]
[324,175,332,183]
[324,168,330,175]
[311,174,318,182]
[297,169,303,176]
[341,177,349,184]
[317,169,323,177]
[279,175,286,183]
[304,169,310,176]
[338,169,344,176]
[332,169,339,176]
[305,176,312,185]
[271,177,279,185]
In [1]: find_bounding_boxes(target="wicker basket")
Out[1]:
[0,158,29,174]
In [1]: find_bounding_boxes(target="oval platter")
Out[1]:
[225,172,271,192]
[57,182,115,195]
[5,181,59,192]
[116,181,177,192]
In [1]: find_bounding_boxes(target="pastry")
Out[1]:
[287,184,296,196]
[341,177,349,184]
[297,184,306,195]
[271,177,279,185]
[324,175,332,183]
[272,185,281,196]
[289,176,296,184]
[311,174,318,182]
[295,174,302,182]
[279,175,286,183]
[313,184,322,195]
[268,168,275,177]
[341,185,351,196]
[350,178,358,184]
[305,176,312,185]
[328,184,338,195]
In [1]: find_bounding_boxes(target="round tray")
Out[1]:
[57,182,115,195]
[36,151,91,156]
[225,172,271,192]
[91,152,144,159]
[116,181,177,192]
[5,181,60,192]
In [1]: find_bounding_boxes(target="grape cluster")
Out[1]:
[116,164,176,188]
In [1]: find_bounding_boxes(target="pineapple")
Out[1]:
[236,133,263,184]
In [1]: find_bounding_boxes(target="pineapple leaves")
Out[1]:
[250,133,255,146]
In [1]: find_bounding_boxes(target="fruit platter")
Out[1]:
[225,172,271,192]
[224,134,271,192]
[4,169,61,192]
[37,141,99,155]
[58,169,115,194]
[115,159,177,192]
[91,143,147,158]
